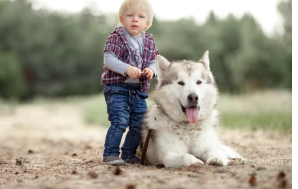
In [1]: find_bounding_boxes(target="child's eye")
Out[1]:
[139,16,144,18]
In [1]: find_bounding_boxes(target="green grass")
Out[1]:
[83,90,292,132]
[217,90,292,132]
[220,111,291,132]
[83,95,110,127]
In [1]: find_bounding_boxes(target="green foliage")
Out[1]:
[149,10,292,93]
[0,0,114,99]
[0,51,25,99]
[277,0,292,47]
[0,0,292,99]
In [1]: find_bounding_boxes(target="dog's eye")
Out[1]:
[178,81,185,86]
[197,80,202,85]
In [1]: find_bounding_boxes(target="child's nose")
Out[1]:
[133,16,138,22]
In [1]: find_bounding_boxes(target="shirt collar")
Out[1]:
[113,25,144,39]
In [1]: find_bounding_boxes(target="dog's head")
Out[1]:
[151,51,218,124]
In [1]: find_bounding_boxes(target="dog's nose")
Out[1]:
[188,93,198,106]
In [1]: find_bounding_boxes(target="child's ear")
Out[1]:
[145,21,149,30]
[120,16,123,24]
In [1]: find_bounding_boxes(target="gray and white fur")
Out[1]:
[140,51,243,168]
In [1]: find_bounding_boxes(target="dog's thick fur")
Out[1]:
[140,51,243,168]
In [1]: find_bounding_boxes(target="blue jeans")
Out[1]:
[103,83,148,159]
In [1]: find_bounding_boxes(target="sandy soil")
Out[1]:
[0,103,292,189]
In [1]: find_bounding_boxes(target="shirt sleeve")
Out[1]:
[104,52,130,76]
[148,59,157,79]
[149,36,159,79]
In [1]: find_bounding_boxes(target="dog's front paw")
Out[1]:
[182,154,204,166]
[207,156,229,166]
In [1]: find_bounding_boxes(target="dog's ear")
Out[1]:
[155,55,170,79]
[198,51,210,70]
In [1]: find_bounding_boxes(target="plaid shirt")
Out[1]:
[101,27,159,91]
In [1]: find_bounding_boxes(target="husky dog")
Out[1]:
[140,51,243,168]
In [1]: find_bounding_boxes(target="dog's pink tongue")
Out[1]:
[186,107,199,123]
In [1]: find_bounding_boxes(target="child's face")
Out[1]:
[120,9,149,38]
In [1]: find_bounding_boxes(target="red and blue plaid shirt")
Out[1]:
[101,26,159,91]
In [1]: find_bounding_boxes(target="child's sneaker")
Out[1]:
[122,156,140,164]
[101,156,125,166]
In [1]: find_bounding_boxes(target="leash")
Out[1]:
[140,129,153,165]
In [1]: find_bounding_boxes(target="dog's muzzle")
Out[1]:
[181,93,200,123]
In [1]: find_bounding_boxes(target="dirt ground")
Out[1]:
[0,103,292,189]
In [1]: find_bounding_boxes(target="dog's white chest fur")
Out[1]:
[160,114,203,141]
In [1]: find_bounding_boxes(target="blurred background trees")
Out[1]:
[0,0,292,99]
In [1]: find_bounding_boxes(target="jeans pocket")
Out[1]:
[104,85,121,107]
[104,85,113,93]
[103,86,112,105]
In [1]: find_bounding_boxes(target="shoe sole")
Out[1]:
[101,160,125,166]
[123,157,141,164]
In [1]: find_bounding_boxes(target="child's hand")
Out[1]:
[125,66,142,80]
[142,68,154,80]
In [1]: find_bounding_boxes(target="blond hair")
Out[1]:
[118,0,154,30]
